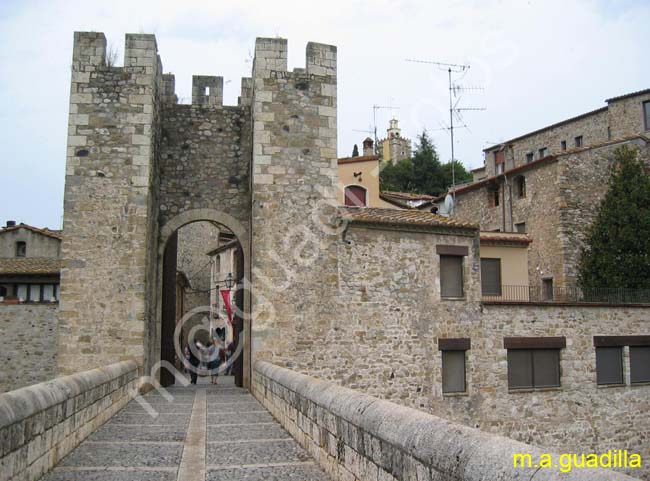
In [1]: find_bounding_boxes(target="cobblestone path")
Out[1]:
[42,377,331,481]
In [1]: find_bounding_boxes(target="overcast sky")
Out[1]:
[0,0,647,229]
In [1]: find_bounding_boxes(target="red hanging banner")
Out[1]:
[220,290,233,325]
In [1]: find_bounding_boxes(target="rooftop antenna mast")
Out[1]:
[405,59,484,204]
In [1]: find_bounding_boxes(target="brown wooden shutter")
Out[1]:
[480,258,501,296]
[442,350,466,393]
[596,347,624,385]
[630,346,650,383]
[440,255,463,298]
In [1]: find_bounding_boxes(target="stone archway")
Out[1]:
[155,209,251,388]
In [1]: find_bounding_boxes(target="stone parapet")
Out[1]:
[252,361,640,481]
[0,360,138,481]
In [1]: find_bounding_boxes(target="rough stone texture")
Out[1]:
[0,361,138,481]
[0,304,58,393]
[253,361,640,481]
[0,228,61,259]
[453,139,650,286]
[58,33,163,376]
[455,88,650,287]
[250,38,341,367]
[453,158,564,284]
[268,222,649,480]
[428,304,650,480]
[38,376,331,481]
[158,104,250,228]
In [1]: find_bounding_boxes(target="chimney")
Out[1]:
[5,220,16,228]
[362,137,374,156]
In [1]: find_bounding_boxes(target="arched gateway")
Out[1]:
[56,32,338,388]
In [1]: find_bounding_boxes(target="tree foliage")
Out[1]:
[352,144,359,157]
[379,130,472,196]
[578,146,650,290]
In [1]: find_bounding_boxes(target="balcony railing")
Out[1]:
[482,285,650,305]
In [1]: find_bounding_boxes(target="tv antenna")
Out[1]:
[406,58,485,204]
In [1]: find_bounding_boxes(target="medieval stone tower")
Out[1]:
[58,32,338,387]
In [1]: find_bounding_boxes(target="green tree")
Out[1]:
[578,146,650,290]
[352,144,359,157]
[379,130,472,196]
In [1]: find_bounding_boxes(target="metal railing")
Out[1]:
[482,285,650,305]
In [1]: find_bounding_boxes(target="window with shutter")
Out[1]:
[630,346,650,384]
[442,350,466,393]
[440,255,463,298]
[480,258,501,296]
[507,348,561,389]
[344,185,367,207]
[596,347,624,385]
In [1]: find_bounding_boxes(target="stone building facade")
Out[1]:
[54,32,650,479]
[447,89,650,288]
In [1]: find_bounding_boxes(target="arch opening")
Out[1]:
[157,213,250,389]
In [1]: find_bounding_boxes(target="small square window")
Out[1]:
[560,140,567,151]
[442,350,466,393]
[15,241,26,257]
[515,222,526,233]
[630,346,650,383]
[440,255,464,298]
[596,347,624,385]
[525,152,534,163]
[574,136,583,148]
[538,147,548,158]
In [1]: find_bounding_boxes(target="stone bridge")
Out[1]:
[0,362,640,481]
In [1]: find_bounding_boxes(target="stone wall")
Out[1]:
[608,92,650,139]
[269,222,650,479]
[452,159,564,285]
[0,360,138,481]
[557,139,650,283]
[483,89,650,177]
[250,38,341,365]
[453,138,650,287]
[0,229,60,259]
[158,103,251,228]
[0,304,58,393]
[485,108,609,176]
[252,361,639,481]
[58,32,163,376]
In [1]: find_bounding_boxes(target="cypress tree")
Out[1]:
[352,144,359,157]
[578,146,650,292]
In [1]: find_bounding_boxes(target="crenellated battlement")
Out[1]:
[192,75,223,107]
[252,37,337,79]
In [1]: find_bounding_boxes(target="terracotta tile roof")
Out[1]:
[0,224,62,240]
[480,231,532,246]
[606,88,650,103]
[0,258,61,275]
[338,207,477,230]
[337,155,379,165]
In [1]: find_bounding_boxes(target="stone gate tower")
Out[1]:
[58,32,338,386]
